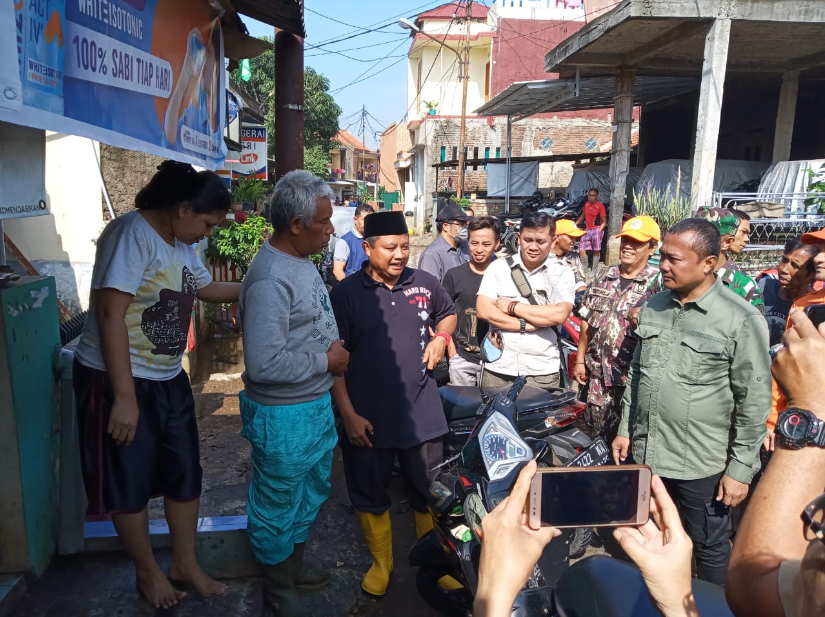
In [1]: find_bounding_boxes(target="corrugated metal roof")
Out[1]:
[417,2,490,21]
[474,76,698,120]
[227,0,305,37]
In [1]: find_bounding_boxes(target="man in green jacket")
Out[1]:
[612,218,771,586]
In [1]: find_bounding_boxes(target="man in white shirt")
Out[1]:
[476,212,575,390]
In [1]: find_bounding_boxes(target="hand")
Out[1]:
[474,461,560,617]
[763,429,775,452]
[628,306,642,329]
[343,412,374,448]
[108,395,140,447]
[613,476,697,617]
[573,363,588,386]
[772,309,825,416]
[423,335,447,370]
[612,435,631,465]
[326,340,349,376]
[716,474,749,507]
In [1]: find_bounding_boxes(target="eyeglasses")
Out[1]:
[802,492,825,545]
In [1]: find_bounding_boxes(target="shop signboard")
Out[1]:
[0,0,226,170]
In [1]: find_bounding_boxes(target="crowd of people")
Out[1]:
[71,163,825,616]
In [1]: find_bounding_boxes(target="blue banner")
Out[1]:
[1,0,226,169]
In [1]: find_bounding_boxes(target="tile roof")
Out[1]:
[335,130,366,150]
[417,2,490,21]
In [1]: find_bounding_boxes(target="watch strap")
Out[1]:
[519,318,526,334]
[813,418,825,447]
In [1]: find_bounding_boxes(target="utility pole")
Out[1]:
[455,0,472,200]
[274,26,304,180]
[360,103,366,194]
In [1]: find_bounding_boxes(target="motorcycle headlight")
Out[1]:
[478,411,534,482]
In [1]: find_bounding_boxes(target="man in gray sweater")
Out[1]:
[239,170,349,617]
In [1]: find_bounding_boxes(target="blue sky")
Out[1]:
[245,1,443,149]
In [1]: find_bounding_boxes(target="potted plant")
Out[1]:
[632,171,692,233]
[232,178,269,211]
[423,100,438,116]
[205,214,273,279]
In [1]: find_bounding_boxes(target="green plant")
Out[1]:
[633,171,692,233]
[358,184,386,204]
[451,195,472,209]
[804,163,825,214]
[233,178,269,204]
[205,214,273,277]
[423,100,438,111]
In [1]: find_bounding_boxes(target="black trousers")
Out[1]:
[662,471,732,586]
[340,434,444,514]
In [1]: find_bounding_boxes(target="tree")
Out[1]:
[231,41,341,178]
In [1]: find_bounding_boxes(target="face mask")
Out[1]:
[455,225,469,242]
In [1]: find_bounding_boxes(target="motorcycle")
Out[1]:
[415,330,735,617]
[437,326,601,566]
[415,329,609,616]
[538,194,587,221]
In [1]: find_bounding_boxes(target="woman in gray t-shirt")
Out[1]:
[74,162,240,609]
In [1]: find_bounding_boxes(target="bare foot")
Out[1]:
[169,561,228,597]
[136,566,187,609]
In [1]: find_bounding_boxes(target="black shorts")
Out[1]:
[73,359,202,517]
[340,435,444,514]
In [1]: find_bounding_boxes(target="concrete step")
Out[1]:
[0,575,26,617]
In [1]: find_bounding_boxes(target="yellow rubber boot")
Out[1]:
[357,511,394,597]
[414,511,434,539]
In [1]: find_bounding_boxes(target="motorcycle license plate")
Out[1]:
[569,438,609,467]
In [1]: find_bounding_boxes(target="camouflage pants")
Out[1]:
[584,382,625,444]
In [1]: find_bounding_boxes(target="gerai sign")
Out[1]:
[227,125,267,179]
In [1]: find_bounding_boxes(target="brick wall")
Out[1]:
[425,116,626,195]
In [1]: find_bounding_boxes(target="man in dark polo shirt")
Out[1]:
[330,210,456,599]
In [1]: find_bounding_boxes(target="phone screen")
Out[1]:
[537,468,649,527]
[805,305,825,329]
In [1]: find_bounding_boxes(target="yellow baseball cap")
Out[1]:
[555,219,586,238]
[616,216,662,243]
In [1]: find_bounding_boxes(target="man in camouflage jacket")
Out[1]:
[575,216,661,442]
[699,207,764,313]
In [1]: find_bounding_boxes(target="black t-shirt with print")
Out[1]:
[443,262,487,365]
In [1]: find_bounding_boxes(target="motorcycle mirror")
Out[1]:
[480,329,504,364]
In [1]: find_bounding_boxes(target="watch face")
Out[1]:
[782,412,810,441]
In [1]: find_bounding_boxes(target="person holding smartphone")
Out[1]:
[475,462,700,617]
[765,227,825,450]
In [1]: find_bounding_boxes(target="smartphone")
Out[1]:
[804,305,825,329]
[529,465,652,529]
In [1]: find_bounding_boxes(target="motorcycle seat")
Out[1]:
[554,556,734,617]
[439,385,564,422]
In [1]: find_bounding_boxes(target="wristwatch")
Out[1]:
[775,408,825,449]
[519,318,526,335]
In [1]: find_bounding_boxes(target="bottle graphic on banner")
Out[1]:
[20,0,66,114]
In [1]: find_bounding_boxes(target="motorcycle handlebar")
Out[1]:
[506,376,528,403]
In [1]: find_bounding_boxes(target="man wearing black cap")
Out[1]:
[329,210,456,599]
[418,199,473,281]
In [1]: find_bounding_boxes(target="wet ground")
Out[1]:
[13,235,605,616]
[15,334,443,617]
